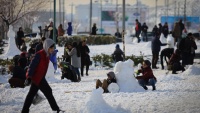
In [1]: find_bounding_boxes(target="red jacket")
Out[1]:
[137,66,157,82]
[26,50,49,85]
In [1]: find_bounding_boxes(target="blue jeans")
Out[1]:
[138,78,156,88]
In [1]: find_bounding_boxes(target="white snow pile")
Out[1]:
[4,25,21,58]
[108,83,120,93]
[159,74,184,82]
[132,37,138,43]
[0,75,9,84]
[160,33,167,44]
[182,65,200,76]
[82,87,130,113]
[114,59,144,92]
[124,30,132,44]
[166,34,175,48]
[143,41,151,48]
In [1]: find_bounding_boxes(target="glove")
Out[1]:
[24,78,31,86]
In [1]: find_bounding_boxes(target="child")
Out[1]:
[21,39,62,113]
[96,71,117,93]
[59,61,78,82]
[136,60,157,91]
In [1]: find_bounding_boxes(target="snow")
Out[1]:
[159,33,167,44]
[0,39,200,113]
[4,25,21,58]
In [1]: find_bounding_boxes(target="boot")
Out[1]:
[143,86,148,90]
[152,86,156,91]
[78,76,81,82]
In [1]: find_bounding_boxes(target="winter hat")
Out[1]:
[144,60,151,67]
[115,44,120,49]
[107,71,115,79]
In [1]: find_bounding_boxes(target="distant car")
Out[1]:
[24,33,37,38]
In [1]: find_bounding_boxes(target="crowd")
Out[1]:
[6,18,198,112]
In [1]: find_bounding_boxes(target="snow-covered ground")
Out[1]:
[0,38,200,113]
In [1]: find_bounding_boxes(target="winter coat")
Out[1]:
[135,22,142,34]
[18,52,28,69]
[58,26,65,36]
[151,37,166,52]
[17,31,25,45]
[172,22,181,39]
[112,48,123,62]
[12,65,26,80]
[26,39,55,86]
[67,22,73,36]
[179,37,197,53]
[141,25,148,33]
[68,47,81,68]
[91,26,98,35]
[137,66,157,82]
[80,45,90,64]
[162,25,169,38]
[169,53,181,65]
[152,26,158,36]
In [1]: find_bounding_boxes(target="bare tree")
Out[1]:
[0,0,50,28]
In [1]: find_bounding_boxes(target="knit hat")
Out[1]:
[107,71,115,79]
[115,44,120,49]
[144,60,151,67]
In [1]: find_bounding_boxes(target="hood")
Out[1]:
[43,39,55,56]
[107,71,115,79]
[68,22,72,26]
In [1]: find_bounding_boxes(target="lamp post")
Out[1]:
[155,0,158,25]
[70,3,74,23]
[53,0,56,44]
[89,0,92,33]
[116,0,119,33]
[100,0,102,34]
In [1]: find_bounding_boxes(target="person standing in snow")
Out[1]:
[162,22,169,38]
[141,22,148,42]
[91,23,98,35]
[17,27,25,50]
[67,22,73,36]
[135,19,142,43]
[67,42,81,81]
[21,39,62,113]
[112,44,124,63]
[96,71,117,93]
[151,32,167,69]
[135,60,157,91]
[79,40,90,76]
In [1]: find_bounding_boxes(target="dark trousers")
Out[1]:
[172,62,185,73]
[8,78,25,88]
[81,57,89,76]
[152,51,159,68]
[160,48,174,69]
[182,52,190,66]
[22,78,59,113]
[142,32,148,42]
[136,31,141,43]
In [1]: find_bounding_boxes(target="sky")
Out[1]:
[51,0,170,14]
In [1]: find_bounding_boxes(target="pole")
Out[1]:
[184,0,186,25]
[122,0,125,60]
[178,2,180,20]
[63,0,65,28]
[155,0,158,25]
[89,0,92,33]
[50,0,52,18]
[59,0,61,24]
[174,0,177,21]
[116,0,118,32]
[71,3,73,23]
[100,0,102,34]
[53,0,56,44]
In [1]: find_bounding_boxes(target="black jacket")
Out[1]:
[113,48,123,62]
[12,66,26,80]
[151,37,166,52]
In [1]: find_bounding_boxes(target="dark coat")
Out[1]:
[91,26,98,35]
[162,26,169,37]
[12,66,26,80]
[17,31,25,45]
[137,66,157,82]
[141,25,148,33]
[67,22,73,36]
[152,26,159,36]
[169,53,181,65]
[80,45,90,65]
[112,48,123,62]
[151,37,166,52]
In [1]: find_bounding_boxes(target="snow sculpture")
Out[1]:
[166,34,175,48]
[5,25,21,58]
[124,30,132,44]
[108,83,120,93]
[160,33,167,44]
[114,59,144,92]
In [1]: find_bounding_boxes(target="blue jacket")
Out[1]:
[67,22,72,36]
